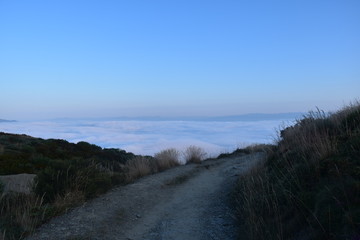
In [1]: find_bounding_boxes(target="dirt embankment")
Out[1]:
[27,153,265,240]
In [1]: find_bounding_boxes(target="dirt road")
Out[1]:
[27,153,264,240]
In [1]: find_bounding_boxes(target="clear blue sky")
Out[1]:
[1,0,359,120]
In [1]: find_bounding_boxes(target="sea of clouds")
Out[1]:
[0,118,297,157]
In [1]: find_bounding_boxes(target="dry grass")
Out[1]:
[0,171,90,239]
[184,146,207,164]
[0,192,45,240]
[154,148,180,171]
[125,149,184,182]
[237,162,285,240]
[125,150,184,182]
[124,157,153,182]
[236,102,360,239]
[244,143,274,153]
[53,190,86,214]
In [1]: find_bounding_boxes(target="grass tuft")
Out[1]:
[154,148,181,171]
[124,157,153,182]
[184,146,206,164]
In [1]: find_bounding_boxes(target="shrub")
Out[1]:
[82,170,112,199]
[184,146,206,164]
[34,163,74,203]
[154,148,180,171]
[110,172,126,185]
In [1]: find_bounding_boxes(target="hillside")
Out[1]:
[235,102,360,239]
[0,133,140,239]
[0,132,136,176]
[0,132,208,240]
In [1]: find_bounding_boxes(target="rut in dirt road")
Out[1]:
[27,153,265,240]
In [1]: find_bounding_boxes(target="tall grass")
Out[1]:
[0,162,116,239]
[184,145,207,164]
[154,148,181,171]
[125,148,183,182]
[0,193,45,240]
[124,157,153,182]
[236,102,360,239]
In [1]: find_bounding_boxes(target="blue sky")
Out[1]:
[1,0,359,120]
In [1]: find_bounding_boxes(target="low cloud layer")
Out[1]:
[0,119,295,157]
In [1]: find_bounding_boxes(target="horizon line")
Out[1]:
[2,112,306,122]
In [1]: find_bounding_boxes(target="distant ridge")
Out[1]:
[194,112,304,122]
[102,112,305,122]
[0,119,16,123]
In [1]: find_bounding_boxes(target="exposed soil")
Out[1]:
[26,153,264,240]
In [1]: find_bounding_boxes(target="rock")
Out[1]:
[0,173,36,194]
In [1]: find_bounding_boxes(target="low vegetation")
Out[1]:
[154,148,180,171]
[125,148,182,182]
[8,102,357,240]
[217,144,271,159]
[124,156,153,182]
[0,134,201,239]
[0,133,141,239]
[184,145,207,164]
[235,102,360,239]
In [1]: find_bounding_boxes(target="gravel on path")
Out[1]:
[26,153,265,240]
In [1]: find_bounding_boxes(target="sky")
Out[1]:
[1,0,359,120]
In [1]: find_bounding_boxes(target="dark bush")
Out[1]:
[84,171,112,198]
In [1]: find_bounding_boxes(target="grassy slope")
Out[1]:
[0,133,140,239]
[235,103,360,239]
[0,133,184,240]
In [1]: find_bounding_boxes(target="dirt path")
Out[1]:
[27,153,264,240]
